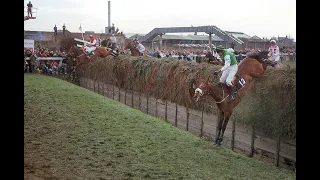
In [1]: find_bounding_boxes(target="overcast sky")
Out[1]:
[24,0,296,40]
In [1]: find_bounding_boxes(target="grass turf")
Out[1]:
[24,74,295,180]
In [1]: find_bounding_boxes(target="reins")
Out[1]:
[203,75,229,104]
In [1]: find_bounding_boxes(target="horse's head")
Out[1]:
[67,46,78,58]
[205,51,212,58]
[258,50,269,60]
[124,42,131,50]
[263,59,278,67]
[193,78,210,102]
[100,39,110,47]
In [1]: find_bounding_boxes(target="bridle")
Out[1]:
[195,80,229,104]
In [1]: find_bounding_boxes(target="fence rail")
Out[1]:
[25,57,64,61]
[77,77,296,170]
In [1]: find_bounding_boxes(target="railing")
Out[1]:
[24,6,38,18]
[25,57,63,61]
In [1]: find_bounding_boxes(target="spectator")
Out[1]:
[111,24,115,34]
[27,1,33,17]
[54,25,57,36]
[62,23,66,35]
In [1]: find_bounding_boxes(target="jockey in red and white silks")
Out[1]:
[84,35,97,55]
[268,40,280,62]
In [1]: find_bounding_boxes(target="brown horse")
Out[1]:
[67,46,87,69]
[191,50,277,145]
[87,46,117,60]
[205,51,221,65]
[68,45,117,69]
[124,41,141,56]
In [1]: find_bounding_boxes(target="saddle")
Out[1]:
[231,75,246,95]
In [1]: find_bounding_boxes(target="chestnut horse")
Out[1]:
[68,45,117,69]
[124,42,143,56]
[205,51,221,65]
[191,51,277,145]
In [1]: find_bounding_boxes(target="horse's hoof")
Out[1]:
[213,139,221,146]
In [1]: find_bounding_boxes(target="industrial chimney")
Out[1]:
[108,1,111,34]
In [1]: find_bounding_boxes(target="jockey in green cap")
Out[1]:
[213,45,238,102]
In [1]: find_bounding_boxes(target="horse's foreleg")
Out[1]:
[214,111,224,145]
[218,113,232,144]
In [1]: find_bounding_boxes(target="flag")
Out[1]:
[78,24,82,32]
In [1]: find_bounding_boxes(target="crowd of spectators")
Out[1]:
[24,47,66,58]
[117,46,295,62]
[24,46,67,74]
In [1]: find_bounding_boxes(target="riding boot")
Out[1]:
[226,85,235,103]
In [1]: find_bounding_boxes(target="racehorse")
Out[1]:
[100,39,119,54]
[67,46,85,70]
[124,41,141,56]
[191,50,277,145]
[205,51,221,65]
[68,45,117,69]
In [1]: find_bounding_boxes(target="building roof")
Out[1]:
[151,34,224,41]
[125,33,145,39]
[250,35,262,40]
[225,31,251,39]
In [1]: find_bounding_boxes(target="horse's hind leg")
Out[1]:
[218,113,232,144]
[214,111,224,145]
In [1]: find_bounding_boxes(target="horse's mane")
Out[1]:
[205,52,214,58]
[101,39,109,47]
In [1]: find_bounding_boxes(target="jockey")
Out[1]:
[132,37,139,43]
[213,45,238,102]
[84,35,97,56]
[135,41,145,56]
[268,40,280,62]
[132,37,139,48]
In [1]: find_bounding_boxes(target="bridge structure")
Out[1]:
[139,26,244,49]
[24,7,38,21]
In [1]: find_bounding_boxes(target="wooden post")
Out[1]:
[124,86,127,105]
[156,85,159,118]
[231,119,236,150]
[86,78,88,89]
[249,123,256,157]
[131,82,134,108]
[118,85,120,102]
[186,107,189,131]
[97,81,100,94]
[155,99,158,118]
[275,91,284,167]
[93,80,96,92]
[200,105,204,137]
[175,103,178,127]
[146,93,149,114]
[174,80,178,127]
[139,91,141,111]
[112,84,115,100]
[103,83,106,97]
[275,135,281,166]
[165,100,168,122]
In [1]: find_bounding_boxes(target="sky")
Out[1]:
[24,0,296,40]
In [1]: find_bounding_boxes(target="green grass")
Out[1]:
[24,74,296,180]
